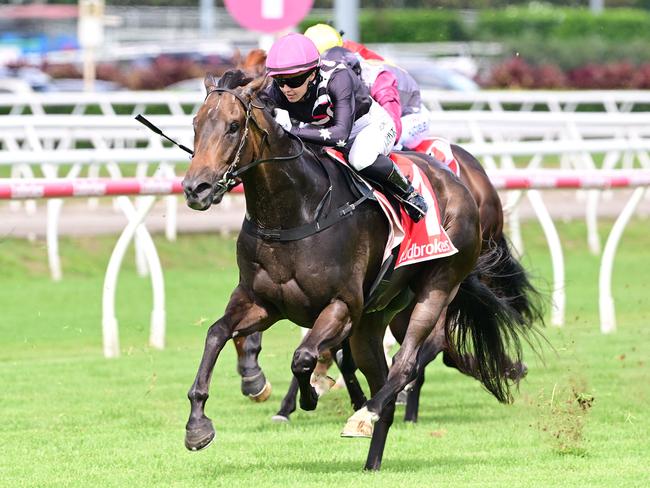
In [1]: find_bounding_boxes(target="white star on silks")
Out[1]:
[319,128,332,140]
[336,139,347,147]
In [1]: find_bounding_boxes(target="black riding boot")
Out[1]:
[359,154,428,222]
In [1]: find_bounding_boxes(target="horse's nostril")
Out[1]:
[182,179,212,200]
[194,182,213,199]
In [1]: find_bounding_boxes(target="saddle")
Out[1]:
[321,147,458,311]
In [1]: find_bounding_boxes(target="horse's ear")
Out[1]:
[204,73,219,94]
[242,76,268,99]
[232,48,242,67]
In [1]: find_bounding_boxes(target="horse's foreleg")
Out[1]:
[234,333,272,402]
[185,286,277,451]
[292,300,353,411]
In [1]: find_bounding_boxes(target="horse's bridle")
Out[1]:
[204,87,305,201]
[204,86,373,243]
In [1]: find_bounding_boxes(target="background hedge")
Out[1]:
[302,9,469,43]
[302,7,650,44]
[476,7,650,41]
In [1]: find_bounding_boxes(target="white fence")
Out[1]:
[421,90,650,113]
[3,106,650,272]
[2,90,650,356]
[2,171,649,357]
[4,89,650,116]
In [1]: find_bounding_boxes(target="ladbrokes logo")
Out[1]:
[398,238,452,263]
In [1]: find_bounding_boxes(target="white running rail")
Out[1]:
[4,89,650,115]
[1,170,648,357]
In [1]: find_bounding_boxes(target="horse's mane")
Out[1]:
[216,68,276,113]
[217,69,254,89]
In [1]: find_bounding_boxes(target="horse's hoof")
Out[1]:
[340,407,378,438]
[310,373,336,397]
[331,375,346,390]
[242,371,271,401]
[185,417,215,451]
[395,389,408,406]
[271,414,290,423]
[248,381,272,403]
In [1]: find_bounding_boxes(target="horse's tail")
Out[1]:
[445,244,544,403]
[487,235,545,328]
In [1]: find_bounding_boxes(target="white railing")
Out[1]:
[2,100,650,342]
[421,90,650,113]
[4,109,650,279]
[3,114,650,297]
[4,89,650,117]
[2,170,648,357]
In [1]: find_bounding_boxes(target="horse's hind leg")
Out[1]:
[291,300,353,411]
[273,376,299,422]
[234,332,272,402]
[185,286,277,451]
[404,314,447,423]
[342,312,392,471]
[353,280,460,443]
[273,341,366,422]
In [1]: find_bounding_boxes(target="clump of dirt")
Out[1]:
[536,377,595,456]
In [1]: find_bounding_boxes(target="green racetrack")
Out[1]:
[1,220,648,487]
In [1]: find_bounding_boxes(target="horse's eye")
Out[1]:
[229,122,240,133]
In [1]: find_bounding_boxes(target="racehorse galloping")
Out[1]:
[389,148,544,422]
[182,70,530,470]
[253,145,544,422]
[231,49,543,421]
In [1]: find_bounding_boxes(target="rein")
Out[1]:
[205,87,307,195]
[208,86,373,242]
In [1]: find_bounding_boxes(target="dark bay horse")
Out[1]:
[251,145,543,422]
[181,69,532,470]
[389,147,544,422]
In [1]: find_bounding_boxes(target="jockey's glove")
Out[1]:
[273,108,292,132]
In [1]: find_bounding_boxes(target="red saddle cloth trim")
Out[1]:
[388,153,458,268]
[413,138,460,178]
[323,148,458,268]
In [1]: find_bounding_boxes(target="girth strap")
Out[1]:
[242,190,373,242]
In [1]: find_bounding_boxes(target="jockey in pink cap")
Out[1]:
[265,33,427,222]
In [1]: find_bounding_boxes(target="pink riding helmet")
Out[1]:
[266,33,320,76]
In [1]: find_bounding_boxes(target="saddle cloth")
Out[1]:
[413,137,460,178]
[324,148,458,269]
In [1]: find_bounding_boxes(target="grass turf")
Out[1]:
[0,220,648,487]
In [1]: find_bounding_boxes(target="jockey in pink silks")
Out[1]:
[265,33,427,222]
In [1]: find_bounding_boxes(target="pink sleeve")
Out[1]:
[370,70,402,142]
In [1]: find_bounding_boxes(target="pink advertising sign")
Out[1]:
[224,0,314,33]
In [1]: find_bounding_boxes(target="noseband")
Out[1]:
[204,87,305,199]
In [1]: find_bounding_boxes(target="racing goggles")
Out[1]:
[272,69,315,89]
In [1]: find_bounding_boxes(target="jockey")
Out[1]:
[305,25,431,150]
[265,33,427,222]
[304,23,384,61]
